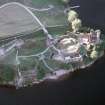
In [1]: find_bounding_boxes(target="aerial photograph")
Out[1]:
[0,0,104,105]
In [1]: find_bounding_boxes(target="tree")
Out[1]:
[79,45,87,56]
[72,18,82,32]
[68,10,78,23]
[90,50,98,59]
[67,10,82,32]
[62,0,69,4]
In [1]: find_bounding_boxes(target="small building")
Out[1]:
[80,29,101,45]
[80,33,90,44]
[89,29,97,43]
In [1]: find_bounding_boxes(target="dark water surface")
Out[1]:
[0,0,105,105]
